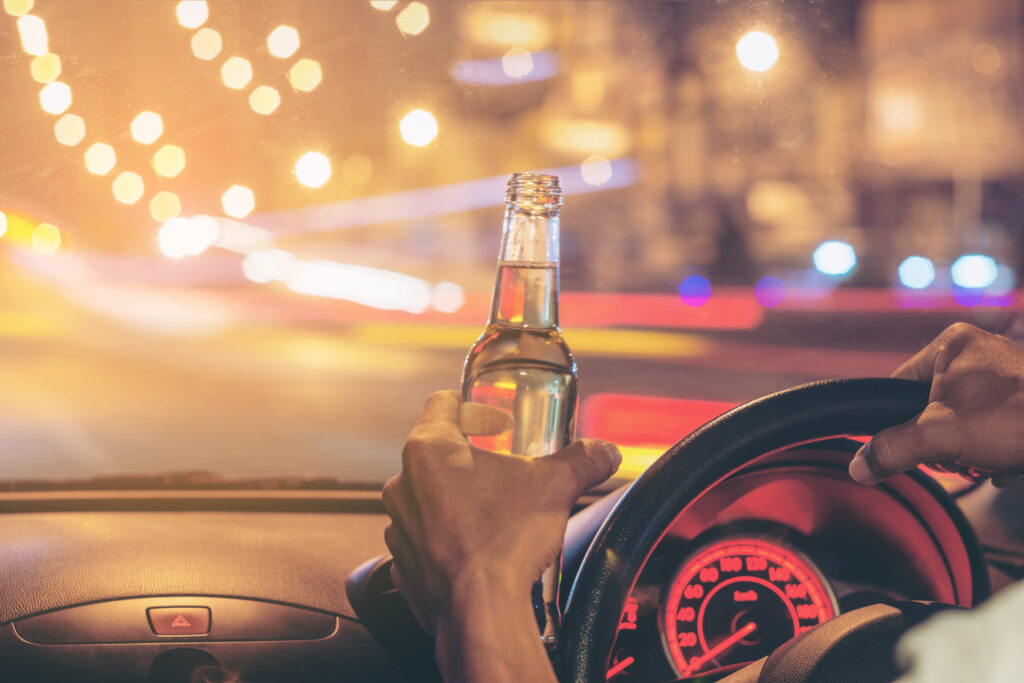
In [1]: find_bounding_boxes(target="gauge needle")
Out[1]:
[682,621,757,676]
[606,656,635,679]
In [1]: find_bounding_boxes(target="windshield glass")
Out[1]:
[2,0,1021,488]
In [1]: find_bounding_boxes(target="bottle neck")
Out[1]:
[488,208,560,329]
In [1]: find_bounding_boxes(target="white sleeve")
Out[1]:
[895,580,1024,682]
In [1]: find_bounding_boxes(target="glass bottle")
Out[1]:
[461,172,578,648]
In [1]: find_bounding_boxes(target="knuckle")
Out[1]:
[945,322,978,340]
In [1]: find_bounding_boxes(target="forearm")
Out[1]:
[435,576,558,683]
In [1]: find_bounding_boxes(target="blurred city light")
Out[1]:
[432,281,466,313]
[502,47,533,78]
[31,222,60,254]
[111,171,144,205]
[951,254,998,289]
[17,14,47,55]
[580,154,613,186]
[149,191,182,222]
[4,0,33,16]
[0,211,7,238]
[287,58,322,92]
[221,56,253,89]
[897,256,936,290]
[249,85,281,115]
[452,50,558,86]
[242,248,295,283]
[400,108,438,146]
[395,2,430,36]
[267,25,300,58]
[53,113,85,146]
[466,9,550,49]
[212,217,274,254]
[286,260,434,313]
[971,42,1002,76]
[221,185,255,218]
[152,144,186,178]
[369,0,397,10]
[678,275,712,307]
[812,240,857,276]
[736,31,778,72]
[544,118,629,157]
[175,1,208,29]
[38,81,71,114]
[130,111,163,144]
[158,215,220,259]
[84,143,116,175]
[754,276,786,308]
[190,27,222,60]
[295,152,332,188]
[29,52,60,83]
[341,153,373,186]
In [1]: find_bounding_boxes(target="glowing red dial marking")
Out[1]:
[682,621,756,676]
[606,656,634,679]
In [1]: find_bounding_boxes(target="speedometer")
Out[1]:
[662,537,838,678]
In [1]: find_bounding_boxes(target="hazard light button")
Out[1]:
[147,607,211,636]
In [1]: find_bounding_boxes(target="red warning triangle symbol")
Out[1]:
[170,614,191,628]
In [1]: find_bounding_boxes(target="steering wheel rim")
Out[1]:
[556,378,948,682]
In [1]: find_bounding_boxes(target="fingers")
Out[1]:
[544,439,622,499]
[850,405,963,484]
[459,402,515,436]
[891,323,977,381]
[409,390,463,439]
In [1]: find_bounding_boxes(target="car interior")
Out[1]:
[3,1,1024,682]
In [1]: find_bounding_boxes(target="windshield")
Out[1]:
[2,0,1021,488]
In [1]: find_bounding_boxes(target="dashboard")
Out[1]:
[0,440,995,682]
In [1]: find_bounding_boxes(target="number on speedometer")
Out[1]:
[662,537,838,678]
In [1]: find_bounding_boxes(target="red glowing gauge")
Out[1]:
[661,537,838,678]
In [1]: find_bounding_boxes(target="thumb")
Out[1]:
[544,439,622,499]
[849,406,962,484]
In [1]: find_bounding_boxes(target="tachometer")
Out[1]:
[662,537,838,678]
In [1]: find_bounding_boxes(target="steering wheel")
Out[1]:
[556,377,980,682]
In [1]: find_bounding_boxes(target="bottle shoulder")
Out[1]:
[464,323,577,373]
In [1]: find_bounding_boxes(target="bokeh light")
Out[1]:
[754,276,786,308]
[221,185,255,218]
[32,222,61,254]
[29,52,60,83]
[501,47,533,78]
[295,151,332,188]
[897,256,936,290]
[221,56,253,89]
[267,25,300,59]
[190,27,222,60]
[369,0,397,10]
[678,275,712,307]
[399,108,438,146]
[159,215,219,259]
[4,0,34,16]
[149,191,182,222]
[84,143,116,175]
[0,211,7,238]
[812,240,857,276]
[342,153,373,186]
[130,111,163,144]
[112,171,144,205]
[736,31,779,72]
[971,42,1003,76]
[38,81,71,114]
[248,85,281,115]
[152,144,186,178]
[53,113,85,146]
[242,248,294,283]
[396,2,430,36]
[432,281,466,313]
[580,154,612,186]
[175,0,208,29]
[287,58,322,92]
[951,254,998,289]
[17,14,47,55]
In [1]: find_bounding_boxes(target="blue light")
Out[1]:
[754,276,785,308]
[678,275,712,307]
[951,254,998,289]
[897,256,935,289]
[812,241,857,276]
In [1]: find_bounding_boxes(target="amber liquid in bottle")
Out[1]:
[461,174,577,648]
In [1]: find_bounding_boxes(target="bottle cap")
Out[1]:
[505,173,562,216]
